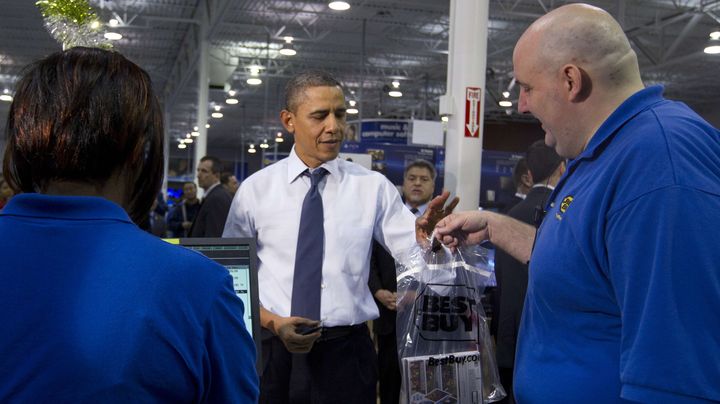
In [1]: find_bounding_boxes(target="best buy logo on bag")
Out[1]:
[414,284,479,342]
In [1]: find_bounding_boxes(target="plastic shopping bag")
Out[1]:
[396,243,506,403]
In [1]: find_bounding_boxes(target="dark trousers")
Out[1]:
[497,367,516,404]
[259,325,377,404]
[376,331,401,404]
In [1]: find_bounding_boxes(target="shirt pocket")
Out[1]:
[256,210,298,246]
[333,222,374,278]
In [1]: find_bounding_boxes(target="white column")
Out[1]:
[194,8,209,175]
[442,0,489,210]
[162,104,170,195]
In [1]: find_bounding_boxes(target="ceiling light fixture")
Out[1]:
[441,116,449,122]
[502,91,510,98]
[260,139,270,149]
[498,100,512,107]
[211,112,223,118]
[704,31,720,54]
[104,32,122,41]
[184,138,194,144]
[193,126,199,131]
[275,131,284,143]
[228,90,236,97]
[388,80,402,97]
[191,131,200,137]
[247,66,262,85]
[109,18,119,27]
[0,89,12,102]
[178,143,187,149]
[205,123,211,129]
[328,1,351,11]
[226,98,239,104]
[279,36,297,56]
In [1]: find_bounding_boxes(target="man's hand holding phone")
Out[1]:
[297,324,322,335]
[273,317,322,353]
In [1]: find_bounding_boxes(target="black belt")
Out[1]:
[316,324,367,342]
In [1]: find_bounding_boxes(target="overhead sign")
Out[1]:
[359,120,409,144]
[464,87,481,138]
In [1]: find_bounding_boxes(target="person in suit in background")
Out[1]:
[368,159,437,404]
[190,156,233,237]
[493,140,564,404]
[0,177,14,211]
[492,156,533,338]
[502,158,532,214]
[221,172,240,195]
[167,182,201,238]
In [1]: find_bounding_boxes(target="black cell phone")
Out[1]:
[298,325,322,335]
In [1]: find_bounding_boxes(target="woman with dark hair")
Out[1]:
[0,47,258,402]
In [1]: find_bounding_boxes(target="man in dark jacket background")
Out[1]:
[494,140,564,404]
[190,156,233,237]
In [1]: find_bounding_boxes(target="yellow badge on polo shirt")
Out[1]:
[555,195,574,221]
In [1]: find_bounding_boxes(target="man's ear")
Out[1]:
[280,110,294,133]
[562,64,591,103]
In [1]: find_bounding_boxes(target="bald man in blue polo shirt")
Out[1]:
[435,4,720,403]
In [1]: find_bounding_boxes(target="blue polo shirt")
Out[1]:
[0,194,259,403]
[515,86,720,403]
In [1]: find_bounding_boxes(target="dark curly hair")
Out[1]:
[2,47,164,222]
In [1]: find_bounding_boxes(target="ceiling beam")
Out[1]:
[163,0,234,104]
[662,12,704,61]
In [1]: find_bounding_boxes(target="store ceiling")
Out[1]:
[1,0,719,159]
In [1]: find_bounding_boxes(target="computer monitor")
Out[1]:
[168,237,261,373]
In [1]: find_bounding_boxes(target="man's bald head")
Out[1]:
[516,3,641,90]
[512,4,645,158]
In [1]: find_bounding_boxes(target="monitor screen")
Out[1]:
[166,237,261,372]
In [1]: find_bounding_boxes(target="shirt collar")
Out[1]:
[287,146,340,184]
[204,182,221,196]
[531,183,555,191]
[405,201,429,216]
[573,85,665,164]
[0,193,133,223]
[546,85,665,209]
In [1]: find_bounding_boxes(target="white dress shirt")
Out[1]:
[405,201,428,217]
[223,148,417,327]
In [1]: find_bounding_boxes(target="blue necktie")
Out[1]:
[291,168,328,320]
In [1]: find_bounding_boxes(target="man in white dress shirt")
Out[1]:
[223,71,456,404]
